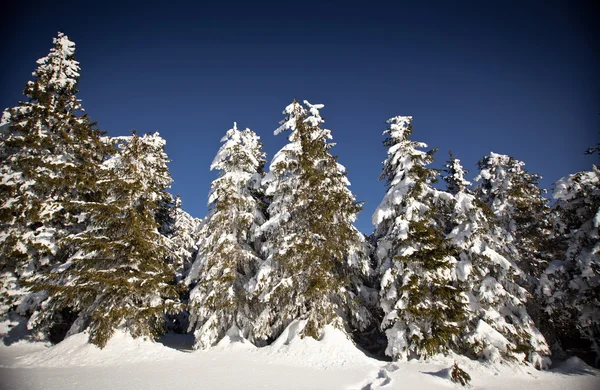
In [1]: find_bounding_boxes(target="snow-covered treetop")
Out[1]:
[265,99,338,198]
[475,152,523,183]
[211,122,265,175]
[384,116,413,140]
[474,152,544,218]
[379,116,430,188]
[108,132,168,158]
[207,123,266,208]
[274,100,303,136]
[442,152,471,195]
[104,132,172,201]
[24,32,82,112]
[372,116,445,228]
[33,32,79,87]
[553,165,600,202]
[274,100,331,141]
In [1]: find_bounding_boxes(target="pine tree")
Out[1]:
[441,151,471,196]
[446,155,550,367]
[474,153,551,278]
[163,195,202,279]
[473,153,556,365]
[251,100,371,343]
[186,123,267,349]
[372,116,465,360]
[158,195,201,334]
[31,133,181,348]
[539,162,600,365]
[0,32,108,317]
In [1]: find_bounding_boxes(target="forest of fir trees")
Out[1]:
[1,32,598,371]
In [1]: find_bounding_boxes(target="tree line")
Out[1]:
[1,33,598,369]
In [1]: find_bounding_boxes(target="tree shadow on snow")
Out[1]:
[1,313,37,346]
[352,332,393,362]
[550,357,600,376]
[156,332,195,352]
[421,367,451,380]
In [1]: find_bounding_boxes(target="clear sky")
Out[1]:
[2,0,598,233]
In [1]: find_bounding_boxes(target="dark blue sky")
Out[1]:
[2,1,598,233]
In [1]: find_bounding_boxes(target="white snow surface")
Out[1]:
[1,319,599,390]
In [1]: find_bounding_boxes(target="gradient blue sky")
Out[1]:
[2,1,598,233]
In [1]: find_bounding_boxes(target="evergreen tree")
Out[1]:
[474,153,551,278]
[164,195,202,280]
[159,195,201,333]
[473,152,556,364]
[31,133,181,348]
[186,123,267,349]
[251,100,371,343]
[372,116,465,360]
[539,163,600,365]
[0,32,108,316]
[446,156,550,367]
[441,151,471,196]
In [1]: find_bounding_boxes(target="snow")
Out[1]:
[456,258,472,281]
[466,320,510,359]
[553,169,599,201]
[17,331,180,367]
[260,320,371,369]
[1,319,599,390]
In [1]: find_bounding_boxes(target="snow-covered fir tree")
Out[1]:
[539,163,600,365]
[473,152,556,363]
[474,153,551,279]
[157,194,201,333]
[31,133,181,348]
[186,123,266,349]
[441,151,471,196]
[251,100,371,343]
[0,32,108,317]
[445,155,550,368]
[372,116,465,360]
[162,195,202,279]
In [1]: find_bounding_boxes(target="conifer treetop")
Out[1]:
[23,32,82,114]
[475,152,545,219]
[274,100,331,140]
[383,115,412,138]
[211,122,265,175]
[106,132,172,202]
[32,32,79,88]
[475,152,522,180]
[373,116,441,228]
[264,99,347,208]
[381,115,430,186]
[553,166,600,201]
[442,152,471,195]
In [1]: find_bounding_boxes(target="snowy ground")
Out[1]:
[1,319,599,390]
